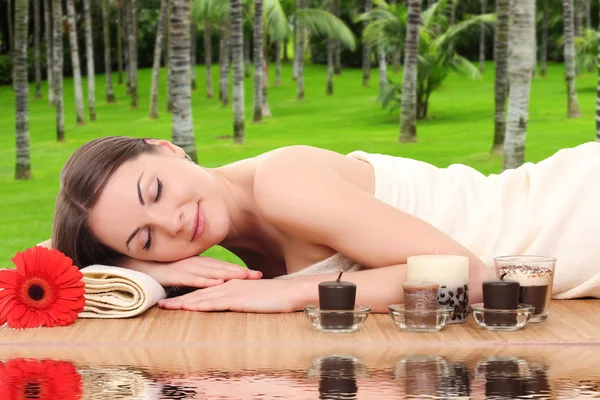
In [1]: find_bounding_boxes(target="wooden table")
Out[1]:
[2,300,599,345]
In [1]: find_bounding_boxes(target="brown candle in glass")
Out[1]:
[403,281,440,310]
[318,270,356,329]
[403,280,439,327]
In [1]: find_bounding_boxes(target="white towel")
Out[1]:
[345,143,600,299]
[79,265,166,319]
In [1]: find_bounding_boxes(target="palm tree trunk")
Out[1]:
[479,0,486,73]
[575,0,583,37]
[53,0,64,141]
[14,0,31,179]
[492,0,510,154]
[362,0,372,86]
[586,0,591,30]
[296,0,306,99]
[389,0,400,72]
[165,5,173,111]
[220,25,231,106]
[327,37,334,95]
[169,0,197,162]
[123,0,130,90]
[587,0,593,72]
[149,0,168,119]
[262,49,271,117]
[275,40,281,85]
[399,0,421,142]
[540,0,548,77]
[334,0,341,75]
[44,0,54,104]
[8,0,15,90]
[293,22,298,81]
[563,0,582,118]
[117,5,123,84]
[244,34,251,78]
[128,0,139,109]
[190,21,197,90]
[204,24,214,98]
[66,0,85,125]
[378,41,387,96]
[102,0,116,103]
[34,0,42,99]
[231,0,245,143]
[83,0,96,121]
[503,0,535,170]
[253,0,264,122]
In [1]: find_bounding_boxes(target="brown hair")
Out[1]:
[52,136,160,268]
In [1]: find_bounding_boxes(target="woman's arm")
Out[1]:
[254,148,493,305]
[35,238,262,287]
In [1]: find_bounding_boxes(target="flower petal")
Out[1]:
[0,298,17,324]
[0,270,17,289]
[53,269,83,286]
[58,288,86,299]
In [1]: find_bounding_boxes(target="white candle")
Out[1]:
[407,255,469,288]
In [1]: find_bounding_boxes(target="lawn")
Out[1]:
[0,61,596,268]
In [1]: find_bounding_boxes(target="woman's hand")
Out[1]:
[120,256,263,288]
[157,279,301,313]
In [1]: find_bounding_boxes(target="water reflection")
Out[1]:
[1,346,600,399]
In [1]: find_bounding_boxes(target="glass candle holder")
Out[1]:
[494,256,556,322]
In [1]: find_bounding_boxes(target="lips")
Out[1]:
[191,201,206,241]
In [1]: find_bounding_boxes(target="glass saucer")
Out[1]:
[470,303,535,331]
[304,305,371,333]
[388,305,454,333]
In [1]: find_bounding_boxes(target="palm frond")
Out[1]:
[449,54,481,79]
[265,0,289,41]
[192,0,230,24]
[433,13,495,52]
[294,9,356,50]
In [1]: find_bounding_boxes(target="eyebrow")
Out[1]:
[126,172,145,250]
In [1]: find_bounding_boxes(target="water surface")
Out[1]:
[1,345,599,399]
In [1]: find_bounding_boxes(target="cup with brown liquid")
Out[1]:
[494,256,556,322]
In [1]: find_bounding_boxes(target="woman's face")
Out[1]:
[88,148,230,262]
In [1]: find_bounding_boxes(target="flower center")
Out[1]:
[19,277,54,308]
[28,284,45,301]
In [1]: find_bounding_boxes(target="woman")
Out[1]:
[45,136,600,313]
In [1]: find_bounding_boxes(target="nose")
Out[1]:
[148,207,185,236]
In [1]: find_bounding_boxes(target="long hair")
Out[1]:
[52,136,160,268]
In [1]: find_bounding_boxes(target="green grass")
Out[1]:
[0,61,596,268]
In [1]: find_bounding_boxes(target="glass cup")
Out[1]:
[493,256,556,322]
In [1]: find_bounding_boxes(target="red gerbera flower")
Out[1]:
[0,246,86,329]
[0,358,83,400]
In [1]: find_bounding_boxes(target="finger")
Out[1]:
[195,257,263,276]
[159,286,222,308]
[180,298,231,312]
[169,275,224,288]
[246,270,263,279]
[193,267,260,281]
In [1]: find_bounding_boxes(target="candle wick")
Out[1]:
[500,272,507,280]
[336,270,343,282]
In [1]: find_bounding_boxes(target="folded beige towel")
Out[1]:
[79,265,166,319]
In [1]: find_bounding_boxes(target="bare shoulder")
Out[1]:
[252,145,374,241]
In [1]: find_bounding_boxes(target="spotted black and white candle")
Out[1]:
[406,255,470,324]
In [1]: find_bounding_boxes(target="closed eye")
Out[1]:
[143,227,152,251]
[155,178,163,202]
